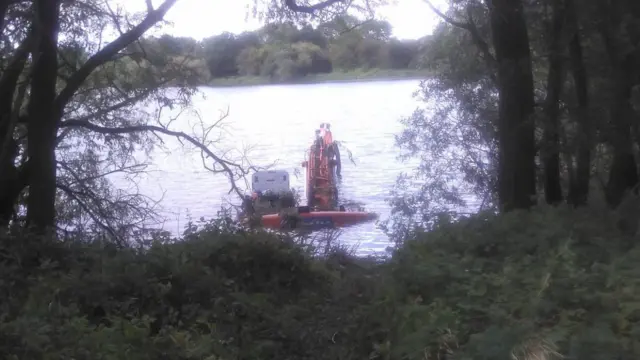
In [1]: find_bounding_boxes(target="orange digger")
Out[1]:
[241,123,377,231]
[302,123,342,210]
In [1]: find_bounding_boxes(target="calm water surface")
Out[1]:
[133,79,424,254]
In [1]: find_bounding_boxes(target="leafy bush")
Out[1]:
[2,205,640,359]
[385,205,640,360]
[0,224,383,360]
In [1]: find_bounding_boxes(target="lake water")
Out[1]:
[133,79,424,255]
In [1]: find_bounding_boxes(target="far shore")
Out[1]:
[205,68,432,88]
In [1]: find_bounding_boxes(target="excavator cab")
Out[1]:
[242,170,296,218]
[252,170,290,194]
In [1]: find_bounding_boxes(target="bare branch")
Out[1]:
[59,160,149,186]
[60,118,249,198]
[63,80,168,124]
[284,0,344,13]
[56,157,165,243]
[56,182,120,241]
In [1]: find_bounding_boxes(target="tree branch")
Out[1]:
[63,81,167,124]
[58,159,149,186]
[284,0,344,13]
[424,0,497,82]
[0,31,33,169]
[60,118,248,198]
[56,158,164,244]
[56,182,120,241]
[424,0,469,29]
[56,87,158,146]
[53,0,177,119]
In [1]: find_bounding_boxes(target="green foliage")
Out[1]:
[202,32,248,78]
[390,0,640,224]
[386,204,640,359]
[138,15,423,83]
[384,6,500,240]
[207,68,430,87]
[0,222,384,360]
[2,205,640,359]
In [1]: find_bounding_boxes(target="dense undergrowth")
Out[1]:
[1,205,640,359]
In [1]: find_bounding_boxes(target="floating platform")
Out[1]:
[260,210,378,230]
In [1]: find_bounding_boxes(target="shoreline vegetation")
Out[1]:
[119,16,429,89]
[206,68,432,87]
[4,205,640,358]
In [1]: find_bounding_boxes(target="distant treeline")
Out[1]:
[133,16,426,82]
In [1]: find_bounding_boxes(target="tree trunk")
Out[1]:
[0,31,33,227]
[26,0,61,232]
[605,75,638,207]
[488,0,537,211]
[566,0,590,207]
[541,0,566,205]
[22,0,177,232]
[599,0,640,208]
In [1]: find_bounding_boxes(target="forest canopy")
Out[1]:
[130,15,425,83]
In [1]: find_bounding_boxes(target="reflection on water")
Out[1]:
[120,80,424,255]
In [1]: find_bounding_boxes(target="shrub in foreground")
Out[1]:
[1,205,640,359]
[0,227,383,360]
[385,205,640,359]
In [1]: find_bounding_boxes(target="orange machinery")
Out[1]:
[255,123,378,230]
[302,123,341,210]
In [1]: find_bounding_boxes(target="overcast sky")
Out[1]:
[121,0,449,40]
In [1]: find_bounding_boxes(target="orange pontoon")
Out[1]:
[260,209,378,230]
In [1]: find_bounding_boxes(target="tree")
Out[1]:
[202,32,244,78]
[387,0,640,237]
[327,29,362,70]
[539,0,566,205]
[381,39,419,69]
[292,41,333,74]
[565,0,590,207]
[421,0,536,212]
[237,46,270,76]
[0,0,219,235]
[599,0,640,207]
[156,34,199,56]
[295,25,328,48]
[195,13,417,80]
[488,0,536,211]
[358,18,392,40]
